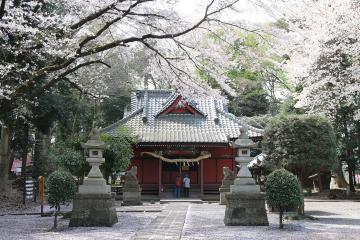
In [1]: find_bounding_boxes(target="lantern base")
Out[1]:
[78,178,111,194]
[224,192,268,226]
[69,193,118,227]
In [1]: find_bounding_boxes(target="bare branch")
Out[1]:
[71,0,124,29]
[141,40,194,81]
[198,26,233,46]
[119,10,170,20]
[172,39,202,70]
[207,0,240,17]
[63,78,106,99]
[78,1,240,57]
[78,0,151,51]
[207,18,262,35]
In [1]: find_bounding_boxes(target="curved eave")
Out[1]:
[101,107,143,134]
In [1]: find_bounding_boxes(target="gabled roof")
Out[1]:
[102,90,263,143]
[155,94,206,117]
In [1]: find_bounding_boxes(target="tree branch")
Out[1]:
[78,0,152,51]
[31,60,111,98]
[70,0,125,29]
[141,40,193,82]
[0,0,5,20]
[62,77,106,99]
[207,18,267,40]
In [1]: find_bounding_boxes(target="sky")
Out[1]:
[176,0,275,24]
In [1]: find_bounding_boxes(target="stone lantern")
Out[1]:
[224,127,268,226]
[70,128,118,227]
[231,131,258,193]
[79,129,109,194]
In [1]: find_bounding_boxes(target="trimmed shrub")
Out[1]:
[46,170,76,229]
[263,114,337,182]
[265,169,302,228]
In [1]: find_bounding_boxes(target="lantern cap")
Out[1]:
[233,127,256,147]
[81,128,106,149]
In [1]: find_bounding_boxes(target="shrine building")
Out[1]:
[103,90,263,198]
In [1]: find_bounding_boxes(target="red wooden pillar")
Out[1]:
[200,160,204,197]
[158,159,162,196]
[233,148,237,175]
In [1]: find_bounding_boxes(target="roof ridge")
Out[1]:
[135,89,173,94]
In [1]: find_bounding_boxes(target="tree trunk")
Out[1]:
[334,161,348,188]
[53,205,59,229]
[297,198,305,215]
[21,125,29,177]
[343,116,355,192]
[348,162,355,192]
[353,168,357,185]
[21,124,29,205]
[32,127,51,178]
[279,208,284,229]
[0,125,10,192]
[297,168,305,216]
[8,151,15,175]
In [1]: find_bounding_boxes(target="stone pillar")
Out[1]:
[219,167,235,205]
[70,129,118,227]
[122,166,142,206]
[224,129,268,226]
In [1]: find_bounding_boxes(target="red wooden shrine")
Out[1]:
[103,90,263,197]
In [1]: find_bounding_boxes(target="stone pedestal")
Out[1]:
[122,166,142,206]
[219,167,235,205]
[224,129,268,226]
[224,193,268,226]
[69,193,118,227]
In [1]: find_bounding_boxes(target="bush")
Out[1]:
[265,169,302,228]
[101,126,136,183]
[46,170,76,229]
[48,145,88,179]
[263,114,337,182]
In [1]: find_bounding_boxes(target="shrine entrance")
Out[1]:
[162,161,199,186]
[161,160,200,198]
[141,150,209,198]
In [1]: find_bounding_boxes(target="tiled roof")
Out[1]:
[102,90,263,143]
[248,153,268,168]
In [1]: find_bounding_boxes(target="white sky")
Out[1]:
[176,0,274,24]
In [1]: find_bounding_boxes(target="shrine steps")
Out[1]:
[159,198,203,204]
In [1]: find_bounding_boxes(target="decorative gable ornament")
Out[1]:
[156,95,206,117]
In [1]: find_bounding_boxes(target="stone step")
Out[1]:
[160,198,203,204]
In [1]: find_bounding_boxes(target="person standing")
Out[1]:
[183,174,190,198]
[174,175,181,198]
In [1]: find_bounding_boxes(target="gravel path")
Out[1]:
[181,200,360,240]
[0,200,359,240]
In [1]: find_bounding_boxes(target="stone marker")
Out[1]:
[219,166,235,205]
[122,166,142,206]
[224,128,268,226]
[70,129,118,227]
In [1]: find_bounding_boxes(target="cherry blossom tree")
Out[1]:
[0,0,243,115]
[0,0,244,192]
[265,0,360,191]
